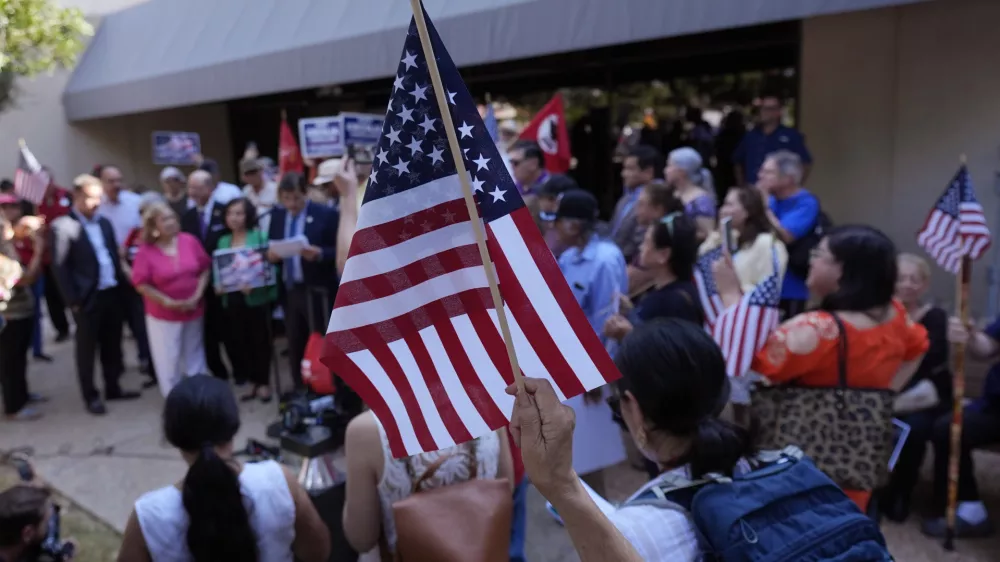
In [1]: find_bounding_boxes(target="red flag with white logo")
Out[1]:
[279,112,304,177]
[518,93,571,173]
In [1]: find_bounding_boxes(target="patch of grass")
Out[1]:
[0,466,121,562]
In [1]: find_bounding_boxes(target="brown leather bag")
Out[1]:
[383,439,512,562]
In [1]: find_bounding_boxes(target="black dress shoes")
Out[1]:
[86,400,107,415]
[105,390,141,401]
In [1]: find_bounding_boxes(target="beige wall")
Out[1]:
[802,0,1000,313]
[0,0,234,192]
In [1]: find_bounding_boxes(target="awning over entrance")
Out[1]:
[63,0,927,121]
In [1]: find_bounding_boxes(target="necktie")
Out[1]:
[285,212,301,288]
[199,208,208,239]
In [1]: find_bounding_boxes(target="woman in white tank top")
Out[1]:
[341,411,514,561]
[116,376,331,562]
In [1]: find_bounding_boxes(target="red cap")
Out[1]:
[0,194,19,205]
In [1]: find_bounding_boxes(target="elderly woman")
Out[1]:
[665,147,716,240]
[131,202,212,397]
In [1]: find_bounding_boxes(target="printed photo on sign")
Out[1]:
[298,117,345,159]
[212,247,274,294]
[152,131,202,165]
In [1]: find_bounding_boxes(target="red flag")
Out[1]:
[278,113,304,176]
[519,93,571,173]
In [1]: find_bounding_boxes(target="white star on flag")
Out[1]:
[392,158,410,176]
[489,186,506,202]
[409,84,428,102]
[406,138,424,155]
[386,127,402,145]
[472,177,485,192]
[473,155,491,172]
[419,116,437,135]
[458,122,474,138]
[428,147,444,164]
[393,74,405,92]
[401,51,418,70]
[399,105,415,124]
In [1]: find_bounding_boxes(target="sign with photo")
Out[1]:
[152,131,202,165]
[298,116,345,159]
[341,112,384,147]
[212,247,274,294]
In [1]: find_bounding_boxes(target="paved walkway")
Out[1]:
[1,324,999,561]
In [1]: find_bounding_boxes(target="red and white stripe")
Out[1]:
[323,174,619,458]
[14,145,48,205]
[712,297,780,379]
[918,203,991,274]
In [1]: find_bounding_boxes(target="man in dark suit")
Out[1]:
[180,170,242,384]
[267,171,339,389]
[50,174,140,415]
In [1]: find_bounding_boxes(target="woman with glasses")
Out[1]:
[715,225,928,514]
[604,319,753,560]
[603,212,702,343]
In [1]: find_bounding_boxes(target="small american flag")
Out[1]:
[917,166,991,274]
[484,103,499,143]
[694,245,725,328]
[14,143,49,205]
[712,247,782,378]
[322,12,619,458]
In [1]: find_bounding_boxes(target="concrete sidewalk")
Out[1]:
[2,326,999,561]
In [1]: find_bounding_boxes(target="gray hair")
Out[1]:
[668,147,714,191]
[187,169,214,187]
[138,191,166,214]
[766,150,803,185]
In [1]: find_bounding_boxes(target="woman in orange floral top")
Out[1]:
[717,225,928,513]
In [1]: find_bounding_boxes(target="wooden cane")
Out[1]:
[944,255,971,550]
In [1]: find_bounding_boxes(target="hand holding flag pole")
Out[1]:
[408,0,523,392]
[916,154,991,550]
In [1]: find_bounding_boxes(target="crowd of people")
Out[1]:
[1,92,999,562]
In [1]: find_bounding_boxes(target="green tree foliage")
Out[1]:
[0,0,92,111]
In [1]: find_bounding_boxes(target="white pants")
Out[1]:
[145,315,207,397]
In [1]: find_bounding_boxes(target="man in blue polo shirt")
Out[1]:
[757,150,819,318]
[921,316,1000,538]
[733,94,813,187]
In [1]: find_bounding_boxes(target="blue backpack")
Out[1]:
[626,446,893,561]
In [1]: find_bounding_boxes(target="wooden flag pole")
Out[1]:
[944,153,971,551]
[408,0,524,391]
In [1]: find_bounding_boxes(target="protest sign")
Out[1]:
[341,112,384,148]
[298,117,345,159]
[152,131,201,165]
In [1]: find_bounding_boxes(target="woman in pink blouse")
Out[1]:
[131,202,212,397]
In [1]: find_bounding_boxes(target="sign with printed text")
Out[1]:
[341,112,384,147]
[298,117,345,159]
[152,131,201,165]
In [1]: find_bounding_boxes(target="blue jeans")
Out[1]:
[30,275,44,356]
[509,479,529,562]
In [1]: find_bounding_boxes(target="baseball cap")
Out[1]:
[0,194,19,206]
[543,189,599,223]
[313,158,342,186]
[537,174,579,199]
[239,158,263,175]
[159,166,184,182]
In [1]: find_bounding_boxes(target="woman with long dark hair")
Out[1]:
[117,376,330,562]
[604,212,702,342]
[718,225,929,513]
[704,186,788,291]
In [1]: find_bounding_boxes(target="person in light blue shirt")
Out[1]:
[549,190,628,344]
[547,188,629,496]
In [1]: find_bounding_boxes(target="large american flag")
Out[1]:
[321,14,620,458]
[917,166,991,273]
[711,247,782,378]
[694,245,725,328]
[14,143,49,205]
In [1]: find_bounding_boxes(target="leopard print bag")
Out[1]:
[750,314,896,491]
